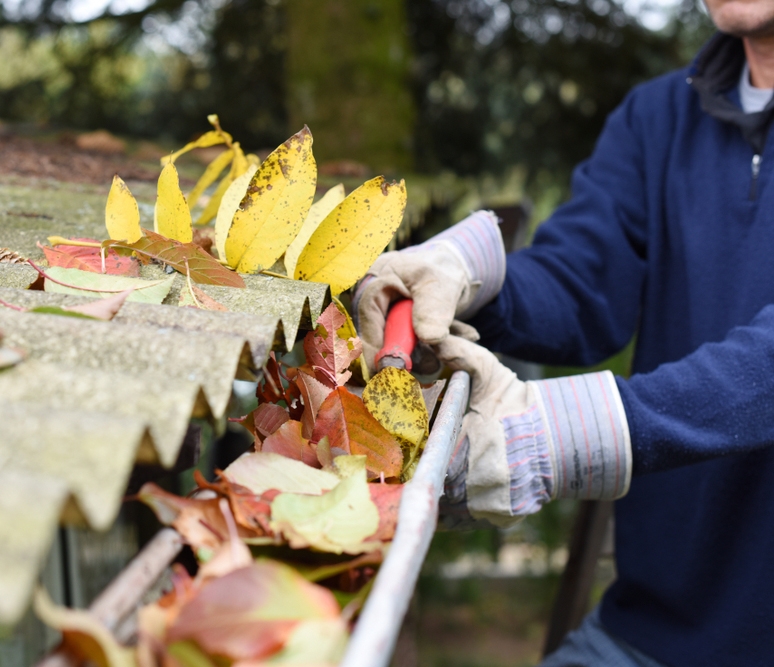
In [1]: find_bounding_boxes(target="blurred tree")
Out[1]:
[285,0,415,171]
[407,0,713,187]
[0,0,289,149]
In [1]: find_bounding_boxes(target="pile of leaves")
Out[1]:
[36,303,437,667]
[0,114,407,312]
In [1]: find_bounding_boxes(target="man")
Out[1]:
[355,0,774,664]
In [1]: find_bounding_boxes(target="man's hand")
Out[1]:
[353,211,506,373]
[436,336,633,528]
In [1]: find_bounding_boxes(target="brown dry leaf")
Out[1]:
[41,239,140,276]
[61,289,133,321]
[107,230,246,288]
[303,303,363,388]
[167,561,340,662]
[261,420,320,469]
[179,282,229,311]
[311,387,403,480]
[194,472,276,537]
[0,248,26,264]
[138,483,262,553]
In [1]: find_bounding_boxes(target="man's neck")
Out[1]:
[743,36,774,88]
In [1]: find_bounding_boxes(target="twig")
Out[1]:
[0,297,25,312]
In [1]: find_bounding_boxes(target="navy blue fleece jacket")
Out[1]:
[469,35,774,667]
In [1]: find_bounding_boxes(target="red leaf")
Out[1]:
[293,369,333,438]
[253,403,290,440]
[41,239,140,276]
[107,229,245,287]
[303,303,363,388]
[311,387,403,479]
[167,562,340,661]
[368,483,403,542]
[262,420,320,468]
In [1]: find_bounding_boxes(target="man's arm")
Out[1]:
[620,303,774,474]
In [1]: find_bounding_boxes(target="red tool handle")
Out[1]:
[375,299,416,371]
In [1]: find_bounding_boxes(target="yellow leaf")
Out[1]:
[34,588,135,667]
[160,130,231,166]
[225,126,317,273]
[284,183,345,277]
[154,163,193,243]
[294,176,407,295]
[186,147,234,211]
[363,366,429,449]
[231,141,250,176]
[193,143,252,227]
[215,164,258,260]
[104,175,141,243]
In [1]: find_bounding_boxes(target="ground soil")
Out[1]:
[0,133,160,185]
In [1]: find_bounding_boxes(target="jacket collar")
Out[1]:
[690,32,774,153]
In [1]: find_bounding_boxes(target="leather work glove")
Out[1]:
[436,336,633,529]
[353,211,507,373]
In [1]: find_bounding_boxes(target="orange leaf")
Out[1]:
[311,387,402,479]
[368,483,403,542]
[107,230,245,288]
[41,239,139,276]
[262,420,320,468]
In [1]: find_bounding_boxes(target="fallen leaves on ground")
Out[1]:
[155,162,194,243]
[105,175,142,243]
[41,239,140,276]
[106,230,245,288]
[41,265,175,304]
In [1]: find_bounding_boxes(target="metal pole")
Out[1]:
[340,370,470,667]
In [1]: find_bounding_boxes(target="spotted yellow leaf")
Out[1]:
[284,183,345,277]
[215,164,258,260]
[105,175,141,243]
[363,366,429,449]
[225,126,316,273]
[154,163,193,243]
[294,177,406,295]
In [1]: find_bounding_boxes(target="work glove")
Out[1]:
[353,211,507,373]
[436,336,632,529]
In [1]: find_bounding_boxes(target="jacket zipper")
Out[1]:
[750,154,762,200]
